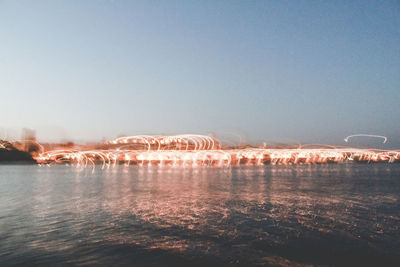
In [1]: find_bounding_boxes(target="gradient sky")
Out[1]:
[1,0,399,147]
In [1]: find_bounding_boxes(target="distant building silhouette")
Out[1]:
[21,128,39,154]
[22,128,36,142]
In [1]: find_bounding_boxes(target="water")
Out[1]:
[0,164,399,266]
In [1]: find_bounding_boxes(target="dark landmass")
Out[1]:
[0,140,36,163]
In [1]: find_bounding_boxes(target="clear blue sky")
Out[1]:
[1,0,399,147]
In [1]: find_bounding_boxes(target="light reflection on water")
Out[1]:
[0,164,399,266]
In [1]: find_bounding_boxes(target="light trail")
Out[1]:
[107,134,219,151]
[32,134,400,169]
[344,134,388,144]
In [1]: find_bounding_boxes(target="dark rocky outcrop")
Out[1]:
[0,140,36,163]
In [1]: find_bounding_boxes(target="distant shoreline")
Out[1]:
[0,161,37,165]
[0,150,36,163]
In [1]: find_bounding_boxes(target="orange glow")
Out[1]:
[33,134,400,169]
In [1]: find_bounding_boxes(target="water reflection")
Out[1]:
[0,164,399,266]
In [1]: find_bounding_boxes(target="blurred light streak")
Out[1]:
[344,134,388,144]
[33,134,400,169]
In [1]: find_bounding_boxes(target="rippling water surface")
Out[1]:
[0,164,399,266]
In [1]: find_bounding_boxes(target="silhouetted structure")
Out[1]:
[0,140,35,163]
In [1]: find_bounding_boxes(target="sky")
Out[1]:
[1,0,399,147]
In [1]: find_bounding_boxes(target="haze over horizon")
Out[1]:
[1,1,399,148]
